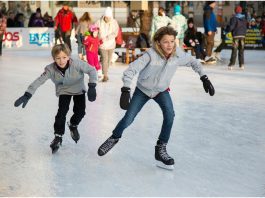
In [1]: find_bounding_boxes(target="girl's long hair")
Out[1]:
[79,12,92,22]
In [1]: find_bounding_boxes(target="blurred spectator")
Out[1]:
[171,5,187,47]
[0,3,7,16]
[14,13,25,27]
[31,12,44,27]
[203,1,217,63]
[227,5,247,70]
[43,12,54,27]
[28,8,41,27]
[54,3,78,50]
[95,7,119,82]
[249,18,257,29]
[150,7,172,40]
[255,16,262,29]
[184,18,206,62]
[76,12,92,60]
[0,12,7,56]
[7,11,16,27]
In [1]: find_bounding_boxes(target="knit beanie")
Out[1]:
[235,5,242,14]
[174,5,181,14]
[104,7,113,18]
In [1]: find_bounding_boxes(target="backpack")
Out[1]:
[136,33,150,48]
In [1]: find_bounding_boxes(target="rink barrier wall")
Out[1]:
[2,28,55,50]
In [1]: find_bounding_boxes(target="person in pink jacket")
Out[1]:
[83,24,103,73]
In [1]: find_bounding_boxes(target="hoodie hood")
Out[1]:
[235,13,245,19]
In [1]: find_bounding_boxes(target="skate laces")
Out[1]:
[100,137,118,153]
[158,144,172,160]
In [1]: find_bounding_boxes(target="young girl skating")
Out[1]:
[83,24,103,78]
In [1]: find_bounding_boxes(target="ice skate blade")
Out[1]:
[51,146,60,154]
[156,161,174,170]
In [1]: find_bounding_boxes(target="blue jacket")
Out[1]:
[203,5,217,33]
[227,14,247,38]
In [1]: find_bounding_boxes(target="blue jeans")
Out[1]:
[112,87,175,143]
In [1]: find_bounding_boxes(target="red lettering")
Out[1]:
[3,32,19,41]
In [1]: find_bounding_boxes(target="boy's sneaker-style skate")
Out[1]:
[67,122,80,143]
[50,134,62,154]
[98,136,119,156]
[155,140,175,170]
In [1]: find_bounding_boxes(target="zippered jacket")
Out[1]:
[123,47,205,98]
[26,58,97,96]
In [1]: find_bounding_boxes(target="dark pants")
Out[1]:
[205,32,215,57]
[112,87,175,143]
[76,33,85,55]
[54,94,86,135]
[61,31,72,51]
[194,44,206,59]
[229,37,245,66]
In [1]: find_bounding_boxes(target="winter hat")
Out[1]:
[235,5,242,14]
[104,7,113,18]
[174,5,181,14]
[89,24,99,32]
[207,1,216,6]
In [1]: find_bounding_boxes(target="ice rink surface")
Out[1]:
[0,48,265,196]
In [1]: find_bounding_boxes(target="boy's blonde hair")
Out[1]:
[51,44,71,59]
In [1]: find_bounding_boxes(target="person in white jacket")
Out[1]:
[95,7,119,82]
[171,5,187,47]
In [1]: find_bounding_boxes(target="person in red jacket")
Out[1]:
[0,12,7,56]
[54,4,77,50]
[83,24,103,72]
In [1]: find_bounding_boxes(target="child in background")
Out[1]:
[83,24,103,79]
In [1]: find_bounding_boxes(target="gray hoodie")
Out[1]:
[123,47,205,98]
[26,58,98,96]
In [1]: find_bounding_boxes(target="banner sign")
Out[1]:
[225,28,264,48]
[3,28,55,50]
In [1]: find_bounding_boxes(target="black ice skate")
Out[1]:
[155,140,174,170]
[67,122,80,143]
[98,136,119,156]
[50,134,62,154]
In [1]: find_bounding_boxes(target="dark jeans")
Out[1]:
[61,31,72,51]
[76,33,85,55]
[194,44,206,59]
[54,94,86,135]
[112,87,175,143]
[229,37,245,66]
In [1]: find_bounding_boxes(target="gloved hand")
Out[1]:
[87,83,97,102]
[200,75,215,96]
[120,87,131,110]
[14,92,32,108]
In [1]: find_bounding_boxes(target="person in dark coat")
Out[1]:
[184,18,206,62]
[227,5,247,70]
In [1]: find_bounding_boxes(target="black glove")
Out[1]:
[200,75,215,96]
[120,87,131,110]
[14,92,32,108]
[87,83,96,102]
